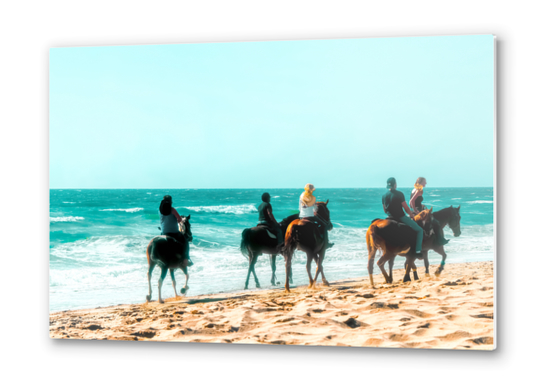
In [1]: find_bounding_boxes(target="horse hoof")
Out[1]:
[159,299,165,304]
[244,286,249,290]
[435,271,441,277]
[276,281,281,285]
[256,283,261,288]
[425,273,430,277]
[146,295,151,302]
[180,288,186,294]
[323,280,330,287]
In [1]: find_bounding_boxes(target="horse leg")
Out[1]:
[180,266,189,294]
[434,246,447,276]
[403,257,413,282]
[284,255,292,293]
[146,262,156,302]
[251,255,261,288]
[157,267,168,304]
[244,252,256,289]
[315,250,329,287]
[423,250,430,276]
[388,258,395,284]
[306,254,315,289]
[169,269,178,298]
[377,253,394,284]
[412,259,420,281]
[270,254,277,286]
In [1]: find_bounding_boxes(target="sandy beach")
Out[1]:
[49,261,494,350]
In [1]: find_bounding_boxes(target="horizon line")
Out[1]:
[49,186,494,190]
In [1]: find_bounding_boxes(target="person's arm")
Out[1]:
[402,201,415,218]
[267,208,279,226]
[409,190,421,213]
[382,204,387,214]
[171,207,182,223]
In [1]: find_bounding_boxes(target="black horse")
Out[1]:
[146,215,193,303]
[240,213,299,289]
[400,206,462,281]
[282,201,333,292]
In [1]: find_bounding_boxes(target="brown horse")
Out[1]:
[282,201,333,292]
[146,215,192,303]
[366,209,433,287]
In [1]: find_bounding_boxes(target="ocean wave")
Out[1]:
[466,200,493,204]
[50,216,84,222]
[63,202,76,204]
[185,204,257,214]
[100,208,144,213]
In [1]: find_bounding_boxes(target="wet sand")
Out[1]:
[50,261,494,350]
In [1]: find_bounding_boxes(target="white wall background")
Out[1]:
[0,1,539,382]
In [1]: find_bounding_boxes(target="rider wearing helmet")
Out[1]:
[382,177,423,257]
[159,195,193,266]
[258,192,283,247]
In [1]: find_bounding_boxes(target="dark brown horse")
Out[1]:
[366,209,433,287]
[240,214,298,289]
[406,205,462,279]
[146,215,192,303]
[282,201,333,292]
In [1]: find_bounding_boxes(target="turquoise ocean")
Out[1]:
[49,188,494,312]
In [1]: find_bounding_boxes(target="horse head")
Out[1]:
[414,207,433,227]
[179,215,193,242]
[448,206,462,237]
[315,200,333,230]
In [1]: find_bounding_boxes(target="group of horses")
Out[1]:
[145,201,462,303]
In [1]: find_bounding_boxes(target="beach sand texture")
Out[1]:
[49,261,494,350]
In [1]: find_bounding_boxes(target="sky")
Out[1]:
[50,35,495,189]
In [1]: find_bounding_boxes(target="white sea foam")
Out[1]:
[185,204,257,214]
[466,200,493,204]
[62,202,76,204]
[452,198,462,200]
[50,216,85,222]
[100,208,144,213]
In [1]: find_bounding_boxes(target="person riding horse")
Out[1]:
[159,195,193,266]
[409,177,449,246]
[382,177,423,257]
[299,183,334,249]
[257,193,283,248]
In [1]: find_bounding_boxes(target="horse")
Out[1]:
[240,213,299,289]
[146,215,193,303]
[282,201,333,293]
[409,205,462,278]
[366,209,433,287]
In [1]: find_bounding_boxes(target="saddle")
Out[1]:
[257,223,278,239]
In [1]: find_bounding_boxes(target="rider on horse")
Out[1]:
[409,177,449,246]
[159,195,193,266]
[382,177,423,257]
[257,193,283,248]
[299,183,334,249]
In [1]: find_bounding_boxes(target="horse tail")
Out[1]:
[366,222,385,279]
[240,228,251,259]
[282,221,298,257]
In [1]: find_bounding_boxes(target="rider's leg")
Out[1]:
[432,218,449,246]
[399,216,423,254]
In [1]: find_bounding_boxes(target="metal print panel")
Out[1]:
[49,35,495,349]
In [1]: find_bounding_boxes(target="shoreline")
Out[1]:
[50,261,495,350]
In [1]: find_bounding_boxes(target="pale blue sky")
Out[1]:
[50,35,494,189]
